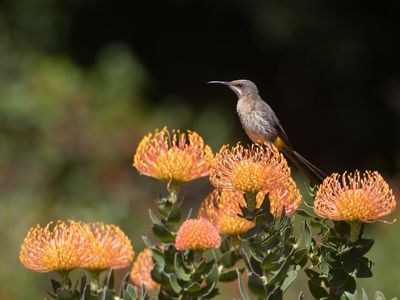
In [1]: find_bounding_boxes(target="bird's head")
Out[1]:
[208,79,259,98]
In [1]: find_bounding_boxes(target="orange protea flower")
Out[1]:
[130,248,159,291]
[198,190,254,235]
[210,143,291,194]
[19,220,95,272]
[314,171,396,222]
[84,222,134,270]
[175,218,221,251]
[133,128,214,183]
[264,176,303,216]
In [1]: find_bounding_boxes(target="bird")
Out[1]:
[208,79,327,184]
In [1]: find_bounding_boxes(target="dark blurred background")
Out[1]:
[0,0,399,299]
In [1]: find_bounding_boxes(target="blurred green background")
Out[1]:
[1,0,399,299]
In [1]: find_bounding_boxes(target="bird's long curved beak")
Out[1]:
[207,81,231,86]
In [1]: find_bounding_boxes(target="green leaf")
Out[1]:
[342,254,360,274]
[236,269,253,300]
[296,209,315,219]
[219,269,241,282]
[362,288,369,300]
[308,280,328,299]
[356,239,375,256]
[57,289,76,300]
[152,223,175,243]
[221,251,236,268]
[293,249,308,265]
[151,264,162,283]
[148,209,161,225]
[258,235,279,251]
[248,272,266,297]
[220,236,231,253]
[142,236,153,248]
[194,260,214,276]
[356,259,373,278]
[298,291,304,300]
[297,221,312,250]
[205,264,219,283]
[343,291,357,300]
[165,273,182,294]
[166,201,182,224]
[267,286,283,300]
[123,284,138,300]
[184,282,201,293]
[240,224,263,240]
[328,269,350,288]
[51,279,61,293]
[375,291,386,300]
[151,247,165,265]
[268,254,293,286]
[281,270,297,292]
[174,253,191,281]
[164,245,177,270]
[190,282,218,298]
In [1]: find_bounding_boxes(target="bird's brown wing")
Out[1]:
[271,113,293,149]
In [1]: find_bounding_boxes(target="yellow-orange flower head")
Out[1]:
[266,176,303,216]
[314,171,396,222]
[19,220,95,272]
[210,143,291,194]
[130,248,159,292]
[175,218,221,251]
[133,128,214,183]
[84,222,134,270]
[198,190,254,235]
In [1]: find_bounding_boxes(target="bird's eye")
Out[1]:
[237,83,243,88]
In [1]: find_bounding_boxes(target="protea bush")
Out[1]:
[19,127,397,300]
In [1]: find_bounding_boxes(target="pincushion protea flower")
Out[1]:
[266,176,303,216]
[175,218,221,251]
[210,143,291,194]
[198,190,254,235]
[133,128,214,183]
[84,222,134,270]
[130,248,159,292]
[314,171,396,222]
[19,220,95,272]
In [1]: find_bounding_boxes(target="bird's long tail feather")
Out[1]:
[281,148,327,185]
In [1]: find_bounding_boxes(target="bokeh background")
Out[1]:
[1,0,400,299]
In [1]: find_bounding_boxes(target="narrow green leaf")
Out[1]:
[123,284,138,300]
[362,288,369,300]
[151,248,165,266]
[308,280,328,299]
[57,289,76,300]
[267,286,283,300]
[296,209,315,219]
[356,259,373,278]
[298,291,304,300]
[281,270,297,291]
[166,273,182,294]
[142,236,153,248]
[236,269,252,300]
[51,279,61,293]
[152,223,175,243]
[375,291,386,300]
[174,253,191,281]
[240,224,263,240]
[184,282,201,292]
[248,272,266,298]
[167,202,182,224]
[219,269,241,282]
[343,291,357,300]
[148,209,161,224]
[190,282,218,298]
